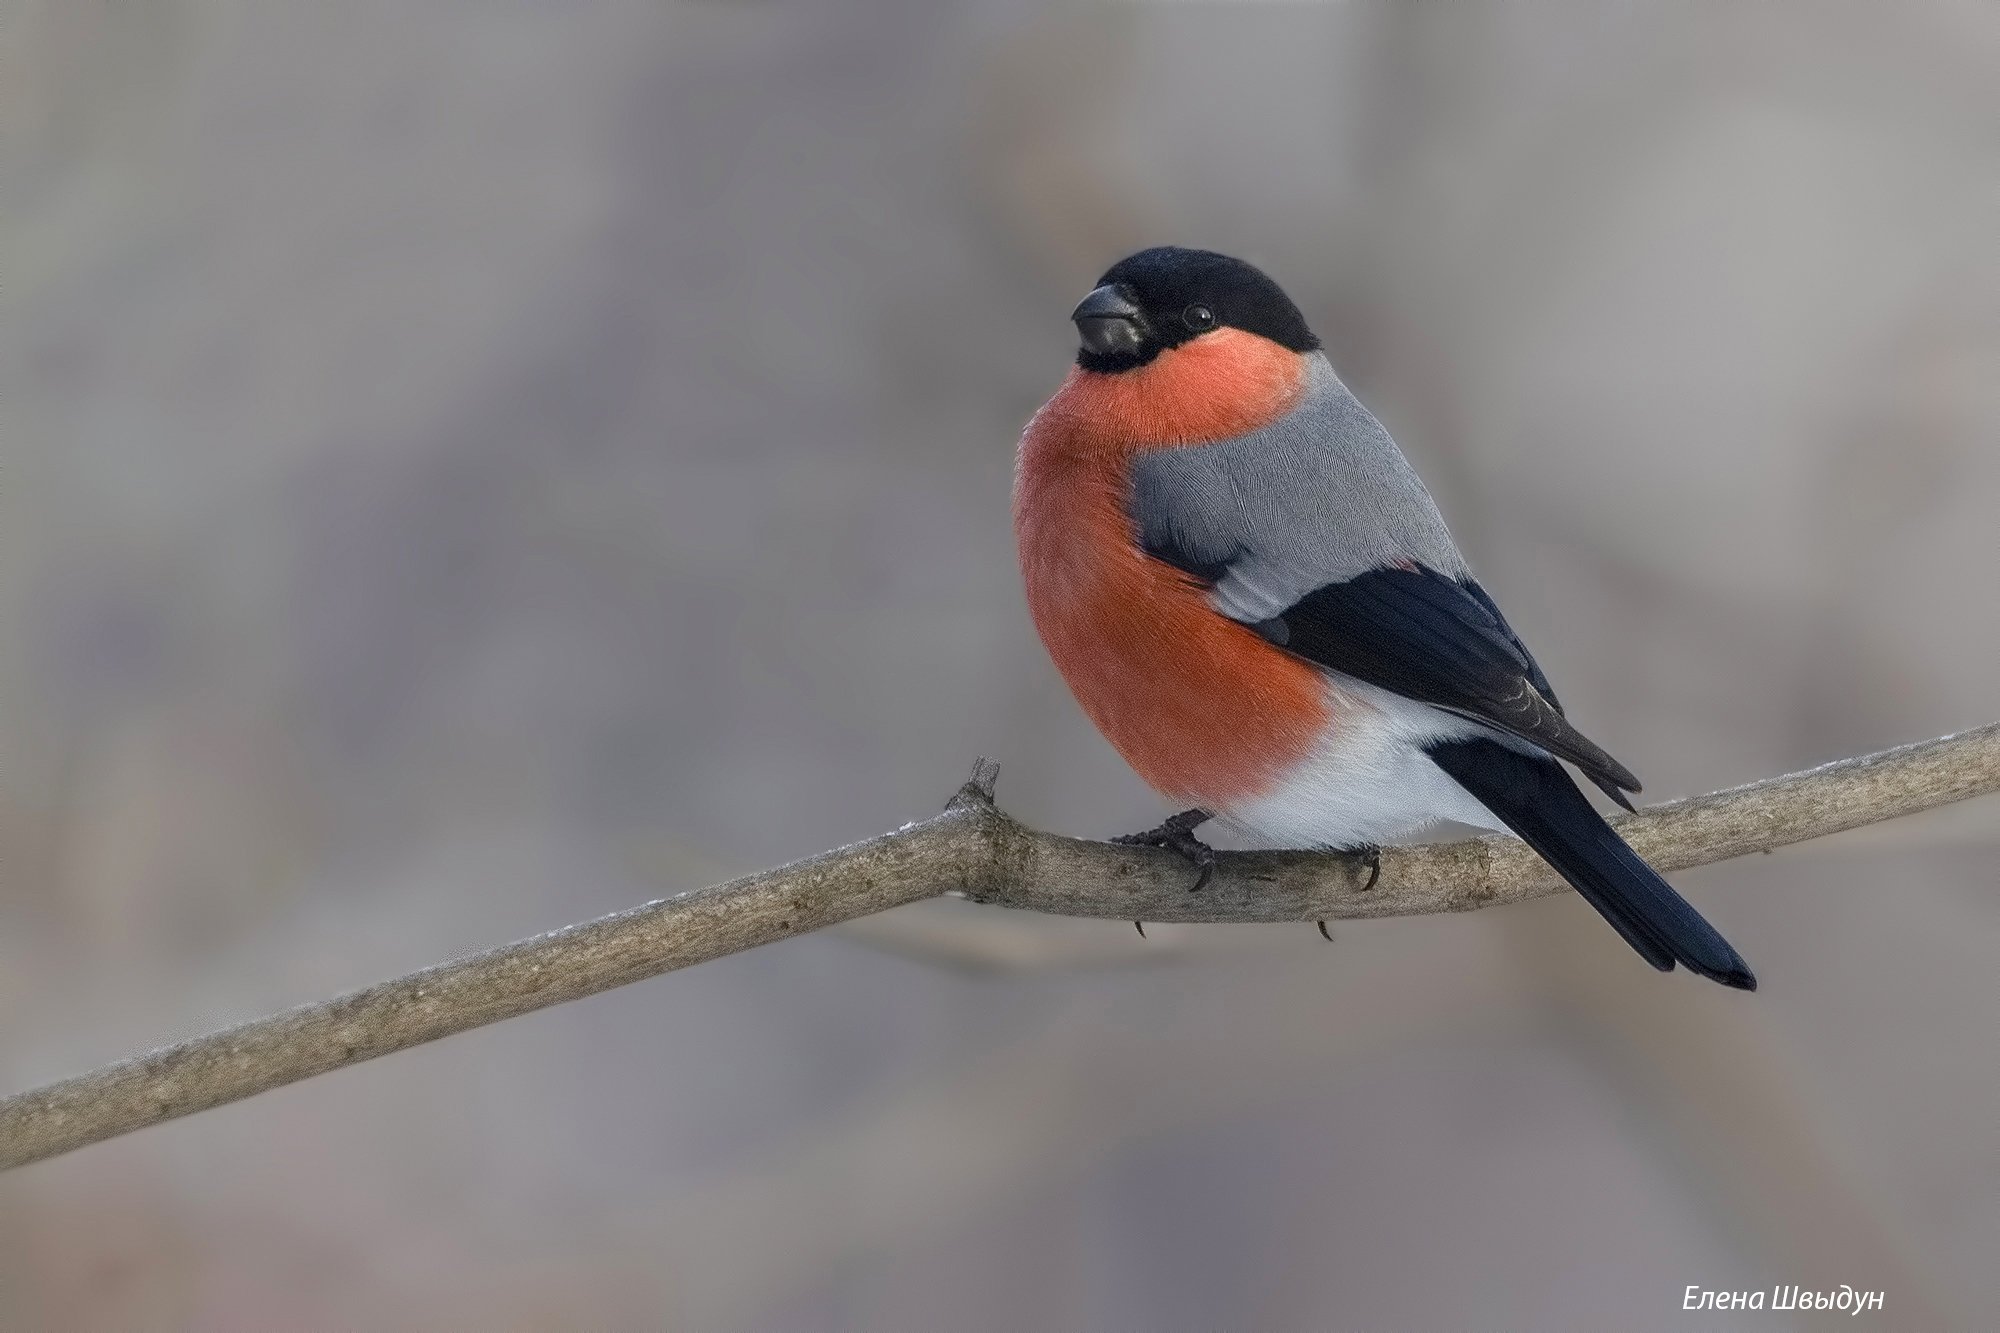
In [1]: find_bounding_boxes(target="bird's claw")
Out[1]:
[1310,848,1377,939]
[1344,843,1381,893]
[1113,808,1216,892]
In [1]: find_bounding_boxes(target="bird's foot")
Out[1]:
[1113,808,1216,892]
[1340,843,1382,893]
[1310,846,1378,941]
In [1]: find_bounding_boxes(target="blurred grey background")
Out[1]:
[5,2,1997,1328]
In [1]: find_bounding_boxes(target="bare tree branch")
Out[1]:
[4,723,1995,1171]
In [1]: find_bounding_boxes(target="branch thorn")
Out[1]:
[948,757,1002,810]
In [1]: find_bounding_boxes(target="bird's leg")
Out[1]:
[1113,808,1217,892]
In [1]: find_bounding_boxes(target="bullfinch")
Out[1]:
[1014,246,1755,989]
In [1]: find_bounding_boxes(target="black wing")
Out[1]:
[1279,566,1640,803]
[1143,527,1641,803]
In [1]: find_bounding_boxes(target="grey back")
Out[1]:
[1129,354,1469,624]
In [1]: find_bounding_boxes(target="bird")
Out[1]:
[1013,245,1755,989]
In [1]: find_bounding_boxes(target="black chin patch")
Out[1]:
[1076,342,1159,374]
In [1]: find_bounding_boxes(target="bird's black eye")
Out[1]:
[1182,304,1215,332]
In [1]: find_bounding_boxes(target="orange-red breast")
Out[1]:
[1014,246,1754,988]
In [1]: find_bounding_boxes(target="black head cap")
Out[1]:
[1071,246,1319,373]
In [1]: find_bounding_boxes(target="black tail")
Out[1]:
[1428,738,1756,990]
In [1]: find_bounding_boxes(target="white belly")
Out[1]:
[1219,677,1511,849]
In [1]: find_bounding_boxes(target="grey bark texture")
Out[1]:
[3,722,1995,1171]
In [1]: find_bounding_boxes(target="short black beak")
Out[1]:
[1071,284,1145,357]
